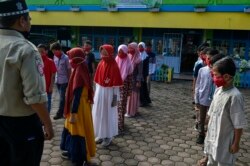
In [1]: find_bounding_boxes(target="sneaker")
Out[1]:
[61,151,69,159]
[101,138,112,147]
[196,135,205,144]
[95,137,103,144]
[53,114,63,120]
[118,129,125,135]
[125,114,131,118]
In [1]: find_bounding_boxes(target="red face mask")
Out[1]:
[139,48,144,52]
[84,46,91,53]
[69,59,77,69]
[201,57,206,63]
[210,70,214,78]
[146,48,151,53]
[118,52,127,59]
[129,50,135,55]
[213,75,226,87]
[54,51,62,58]
[101,54,111,62]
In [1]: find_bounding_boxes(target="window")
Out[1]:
[94,36,104,51]
[213,40,230,56]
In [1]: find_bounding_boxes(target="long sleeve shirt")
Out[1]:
[194,66,213,106]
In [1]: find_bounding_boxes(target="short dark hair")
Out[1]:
[50,42,62,50]
[84,40,92,46]
[213,57,236,76]
[198,42,210,52]
[146,41,152,47]
[206,49,219,56]
[210,53,225,66]
[37,44,48,50]
[0,13,29,28]
[200,46,208,54]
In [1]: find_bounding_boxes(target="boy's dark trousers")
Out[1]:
[55,83,68,117]
[0,114,44,166]
[198,105,209,136]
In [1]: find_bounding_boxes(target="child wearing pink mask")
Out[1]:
[203,57,247,166]
[194,48,219,144]
[115,44,133,134]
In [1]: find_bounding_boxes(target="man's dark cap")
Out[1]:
[0,0,28,17]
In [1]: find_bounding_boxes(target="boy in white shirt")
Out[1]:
[204,57,247,166]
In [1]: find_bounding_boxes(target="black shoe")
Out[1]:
[192,115,196,119]
[196,135,205,144]
[140,103,148,107]
[53,114,63,120]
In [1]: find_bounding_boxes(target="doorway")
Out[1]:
[180,34,200,73]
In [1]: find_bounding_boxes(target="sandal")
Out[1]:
[197,156,208,166]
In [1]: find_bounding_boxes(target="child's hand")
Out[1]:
[69,113,77,124]
[230,143,239,154]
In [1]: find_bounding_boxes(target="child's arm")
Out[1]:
[230,128,243,154]
[194,69,202,106]
[70,87,83,123]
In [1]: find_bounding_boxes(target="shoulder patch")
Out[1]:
[35,56,44,76]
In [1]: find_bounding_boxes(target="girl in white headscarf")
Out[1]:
[138,42,151,107]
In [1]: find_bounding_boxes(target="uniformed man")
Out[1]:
[0,0,54,165]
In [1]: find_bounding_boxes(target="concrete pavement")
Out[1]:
[40,80,250,166]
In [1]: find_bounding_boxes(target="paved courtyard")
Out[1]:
[41,80,250,166]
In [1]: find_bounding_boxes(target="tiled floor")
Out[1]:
[41,80,250,166]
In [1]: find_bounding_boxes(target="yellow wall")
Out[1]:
[30,12,250,30]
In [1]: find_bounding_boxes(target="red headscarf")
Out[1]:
[94,44,123,87]
[64,48,93,116]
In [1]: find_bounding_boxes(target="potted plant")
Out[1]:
[149,1,161,12]
[107,2,118,12]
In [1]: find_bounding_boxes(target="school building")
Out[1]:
[28,0,250,74]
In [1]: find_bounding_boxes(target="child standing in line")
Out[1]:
[195,48,219,144]
[204,57,247,166]
[60,48,96,166]
[197,53,226,166]
[115,44,133,134]
[193,46,207,129]
[51,42,71,120]
[92,44,123,147]
[37,44,57,113]
[126,42,143,117]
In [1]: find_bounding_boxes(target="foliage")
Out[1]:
[108,0,117,8]
[161,64,168,70]
[239,59,250,73]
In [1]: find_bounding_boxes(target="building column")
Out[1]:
[71,26,80,47]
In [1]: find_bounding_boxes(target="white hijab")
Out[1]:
[138,42,148,61]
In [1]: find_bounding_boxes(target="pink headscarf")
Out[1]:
[128,42,141,66]
[115,44,133,81]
